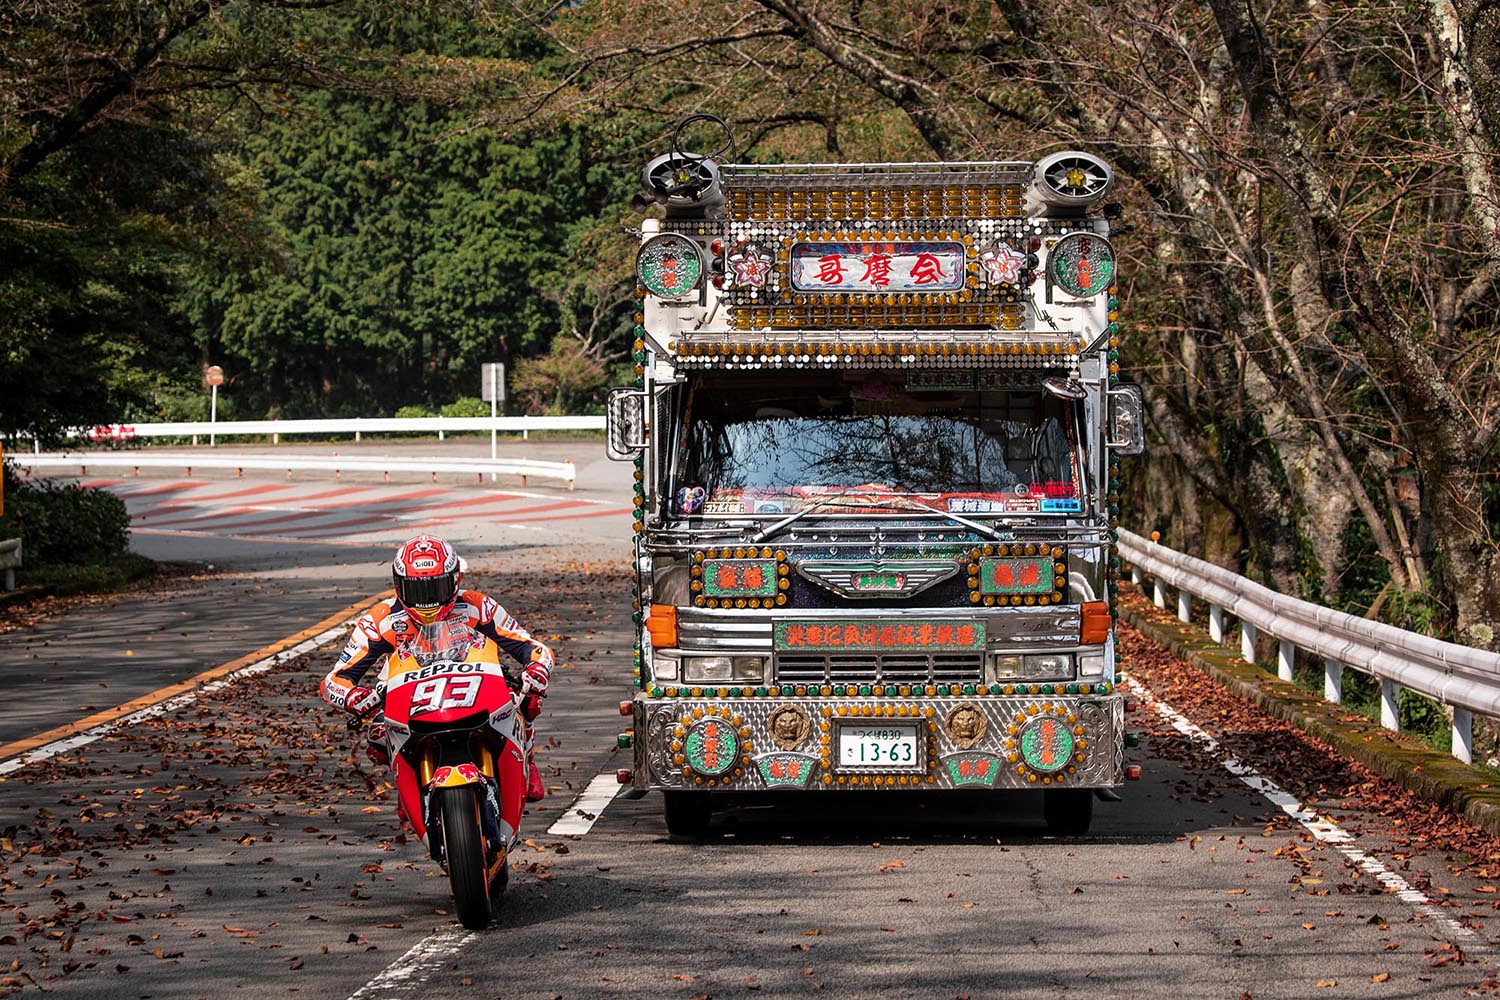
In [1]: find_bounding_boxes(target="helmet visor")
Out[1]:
[396,573,457,610]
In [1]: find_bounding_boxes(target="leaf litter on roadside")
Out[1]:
[0,558,632,994]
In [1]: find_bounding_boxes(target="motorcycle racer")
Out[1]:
[320,534,553,802]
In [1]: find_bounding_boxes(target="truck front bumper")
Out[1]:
[633,694,1123,791]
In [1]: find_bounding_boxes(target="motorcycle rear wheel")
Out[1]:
[439,787,491,929]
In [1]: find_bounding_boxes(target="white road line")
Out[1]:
[344,774,619,998]
[344,772,620,997]
[346,929,475,1000]
[547,771,625,836]
[0,623,349,776]
[1122,675,1475,940]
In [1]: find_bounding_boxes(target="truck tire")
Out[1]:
[1042,788,1093,836]
[663,790,713,838]
[439,787,492,929]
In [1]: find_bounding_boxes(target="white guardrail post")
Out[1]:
[1277,639,1295,683]
[1380,679,1399,731]
[1118,529,1500,764]
[0,538,20,591]
[1324,659,1342,704]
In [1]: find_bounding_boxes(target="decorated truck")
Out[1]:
[607,119,1144,836]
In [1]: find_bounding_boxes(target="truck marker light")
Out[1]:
[1080,601,1112,644]
[646,604,677,648]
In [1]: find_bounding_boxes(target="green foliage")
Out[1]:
[0,126,211,438]
[187,95,642,417]
[2,2,644,434]
[394,404,435,419]
[512,338,610,415]
[1379,587,1450,639]
[124,374,239,424]
[0,464,131,566]
[1400,689,1451,751]
[440,397,489,419]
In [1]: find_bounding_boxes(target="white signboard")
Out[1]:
[481,362,506,403]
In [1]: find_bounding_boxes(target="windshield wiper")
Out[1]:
[747,484,872,544]
[748,487,1008,544]
[901,499,1007,541]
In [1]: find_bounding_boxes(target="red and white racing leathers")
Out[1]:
[320,590,553,799]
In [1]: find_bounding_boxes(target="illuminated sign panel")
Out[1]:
[789,242,965,292]
[774,621,986,651]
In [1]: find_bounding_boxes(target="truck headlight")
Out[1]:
[991,654,1025,679]
[1023,653,1072,678]
[1077,651,1106,678]
[683,655,765,684]
[653,652,680,683]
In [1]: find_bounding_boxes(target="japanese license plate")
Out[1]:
[838,724,921,771]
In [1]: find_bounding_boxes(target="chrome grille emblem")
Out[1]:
[793,560,959,599]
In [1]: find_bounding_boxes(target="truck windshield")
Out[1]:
[674,369,1084,517]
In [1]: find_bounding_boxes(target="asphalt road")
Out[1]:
[2,445,1498,998]
[0,440,632,744]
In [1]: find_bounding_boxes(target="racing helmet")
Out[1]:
[392,535,463,625]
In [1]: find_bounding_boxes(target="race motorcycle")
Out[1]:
[352,619,533,929]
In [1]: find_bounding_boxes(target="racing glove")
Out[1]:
[521,661,550,698]
[347,685,382,716]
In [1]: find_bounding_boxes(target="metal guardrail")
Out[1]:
[72,415,604,444]
[1118,528,1500,764]
[10,452,577,489]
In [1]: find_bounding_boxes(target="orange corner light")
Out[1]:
[1080,601,1112,645]
[646,603,678,649]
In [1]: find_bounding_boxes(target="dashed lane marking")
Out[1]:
[0,592,380,774]
[546,771,626,836]
[1121,675,1476,941]
[346,928,476,1000]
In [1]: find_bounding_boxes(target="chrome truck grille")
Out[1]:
[774,651,984,686]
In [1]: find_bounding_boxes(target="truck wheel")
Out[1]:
[1042,788,1093,836]
[663,790,712,838]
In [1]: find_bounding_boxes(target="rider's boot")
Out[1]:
[524,721,545,802]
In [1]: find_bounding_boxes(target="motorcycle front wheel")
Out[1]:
[439,786,491,929]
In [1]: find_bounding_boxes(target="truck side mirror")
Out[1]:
[606,387,648,461]
[1106,383,1145,455]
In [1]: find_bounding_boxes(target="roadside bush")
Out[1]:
[0,462,131,565]
[440,397,489,418]
[394,404,435,419]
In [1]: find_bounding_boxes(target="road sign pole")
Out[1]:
[482,362,505,483]
[204,364,225,447]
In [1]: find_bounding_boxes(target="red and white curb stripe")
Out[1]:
[1121,675,1475,940]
